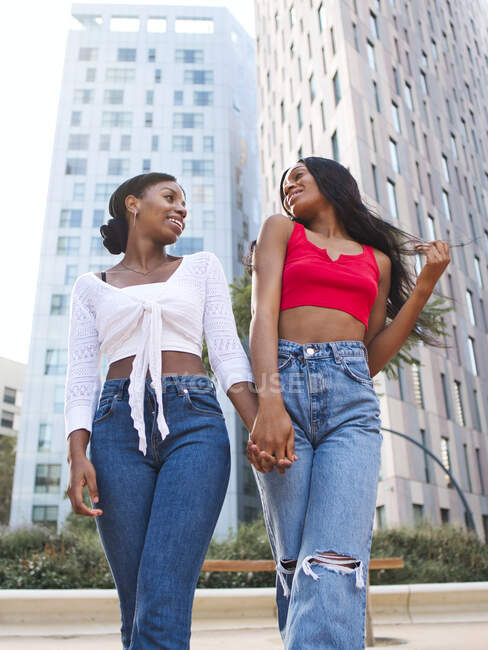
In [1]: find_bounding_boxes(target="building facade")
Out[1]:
[255,0,488,538]
[10,3,260,535]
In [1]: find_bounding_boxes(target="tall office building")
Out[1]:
[10,3,260,536]
[255,0,488,538]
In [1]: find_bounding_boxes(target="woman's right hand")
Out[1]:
[67,453,103,517]
[248,403,297,475]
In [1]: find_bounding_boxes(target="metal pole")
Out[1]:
[381,426,476,531]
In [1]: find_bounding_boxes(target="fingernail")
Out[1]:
[93,497,99,503]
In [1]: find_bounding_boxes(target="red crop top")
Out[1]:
[280,222,380,329]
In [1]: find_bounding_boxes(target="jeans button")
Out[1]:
[306,346,315,355]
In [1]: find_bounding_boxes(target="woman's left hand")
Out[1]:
[414,240,450,294]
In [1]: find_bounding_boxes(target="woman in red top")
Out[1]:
[248,157,449,649]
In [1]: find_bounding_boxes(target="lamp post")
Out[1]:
[381,426,476,531]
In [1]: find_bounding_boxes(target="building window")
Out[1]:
[331,130,339,162]
[56,236,80,256]
[44,349,67,375]
[170,237,204,256]
[53,385,64,414]
[73,89,93,104]
[182,160,214,177]
[405,82,414,111]
[370,11,379,37]
[142,159,151,172]
[440,373,451,419]
[32,505,58,527]
[68,134,89,150]
[173,90,184,106]
[440,508,450,524]
[391,101,401,133]
[463,444,473,493]
[411,361,424,409]
[90,237,105,255]
[367,40,376,71]
[146,90,154,105]
[371,164,380,202]
[117,48,136,62]
[474,257,483,288]
[92,210,104,227]
[413,504,424,526]
[420,70,428,95]
[154,69,161,83]
[440,437,453,487]
[203,136,214,153]
[1,410,14,429]
[104,89,124,104]
[308,73,316,103]
[172,136,193,152]
[3,387,16,405]
[467,337,478,376]
[173,113,203,128]
[297,102,303,130]
[194,91,213,106]
[59,209,82,228]
[386,179,399,219]
[102,112,132,128]
[145,112,153,127]
[147,17,167,33]
[175,49,204,63]
[320,102,326,131]
[50,294,69,315]
[151,135,159,152]
[107,159,129,176]
[99,134,110,151]
[65,159,87,175]
[71,111,81,127]
[148,48,156,62]
[65,264,78,286]
[420,429,430,483]
[184,70,213,84]
[376,505,386,529]
[441,190,452,220]
[453,380,466,426]
[37,423,51,452]
[95,183,118,201]
[120,135,131,151]
[389,138,400,173]
[426,215,436,240]
[192,184,215,204]
[105,68,136,83]
[465,290,476,325]
[476,449,485,494]
[317,2,324,33]
[332,71,341,105]
[79,47,98,61]
[175,18,213,34]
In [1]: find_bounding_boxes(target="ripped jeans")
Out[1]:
[255,340,382,650]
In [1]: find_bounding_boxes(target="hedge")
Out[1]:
[0,516,486,589]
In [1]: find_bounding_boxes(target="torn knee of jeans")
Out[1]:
[301,550,364,589]
[276,557,297,598]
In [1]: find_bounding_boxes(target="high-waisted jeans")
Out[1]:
[89,375,230,650]
[255,340,382,650]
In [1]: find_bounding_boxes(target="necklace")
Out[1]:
[120,259,174,276]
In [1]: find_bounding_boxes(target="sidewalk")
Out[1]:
[1,621,488,649]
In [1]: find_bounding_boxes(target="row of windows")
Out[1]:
[77,15,214,42]
[73,70,213,103]
[81,48,204,64]
[68,132,214,155]
[3,386,16,405]
[71,111,207,131]
[66,156,215,178]
[71,89,213,115]
[377,505,488,538]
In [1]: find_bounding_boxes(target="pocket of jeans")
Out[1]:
[341,357,373,385]
[184,389,225,418]
[277,353,293,371]
[93,395,116,425]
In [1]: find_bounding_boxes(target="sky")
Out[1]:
[0,0,255,364]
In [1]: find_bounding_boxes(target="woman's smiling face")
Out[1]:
[282,162,329,220]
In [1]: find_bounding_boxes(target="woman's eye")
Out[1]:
[164,195,174,201]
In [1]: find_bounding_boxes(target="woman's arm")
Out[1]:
[248,215,296,473]
[367,241,450,377]
[202,253,258,431]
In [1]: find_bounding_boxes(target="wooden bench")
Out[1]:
[201,557,404,647]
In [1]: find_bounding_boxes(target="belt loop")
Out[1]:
[117,379,127,400]
[172,375,185,396]
[330,341,342,364]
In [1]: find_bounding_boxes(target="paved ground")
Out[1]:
[1,621,488,649]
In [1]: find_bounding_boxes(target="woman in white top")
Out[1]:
[65,172,257,650]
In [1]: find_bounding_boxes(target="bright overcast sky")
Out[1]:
[0,0,255,364]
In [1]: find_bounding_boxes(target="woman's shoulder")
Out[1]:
[262,213,295,233]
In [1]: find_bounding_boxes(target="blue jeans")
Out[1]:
[89,375,230,650]
[255,340,382,650]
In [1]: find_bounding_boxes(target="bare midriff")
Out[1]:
[106,351,208,380]
[278,306,366,344]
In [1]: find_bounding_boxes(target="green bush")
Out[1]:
[1,517,486,589]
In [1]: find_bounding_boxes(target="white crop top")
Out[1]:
[64,251,254,454]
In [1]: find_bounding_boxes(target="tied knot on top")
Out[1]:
[142,301,153,313]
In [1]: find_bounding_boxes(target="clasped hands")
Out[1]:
[246,405,298,475]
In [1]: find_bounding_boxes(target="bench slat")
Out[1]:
[201,558,404,572]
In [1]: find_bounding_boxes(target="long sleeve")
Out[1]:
[203,253,254,392]
[64,277,101,439]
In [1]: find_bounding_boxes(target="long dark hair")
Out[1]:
[100,172,182,254]
[279,157,440,346]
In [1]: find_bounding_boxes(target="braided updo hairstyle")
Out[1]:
[100,172,179,254]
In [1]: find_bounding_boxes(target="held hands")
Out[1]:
[67,454,103,518]
[246,404,297,475]
[414,240,450,294]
